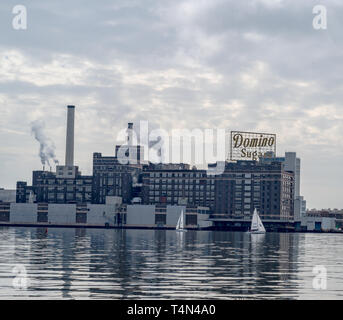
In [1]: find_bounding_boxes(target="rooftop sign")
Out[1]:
[230,131,276,161]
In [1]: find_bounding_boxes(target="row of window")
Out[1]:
[149,196,214,203]
[148,178,214,184]
[43,187,92,192]
[149,185,214,190]
[36,179,92,185]
[149,191,215,197]
[93,165,130,171]
[149,172,205,178]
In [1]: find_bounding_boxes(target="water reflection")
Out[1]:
[0,227,342,299]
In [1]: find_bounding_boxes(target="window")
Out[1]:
[0,212,9,222]
[76,213,87,223]
[37,212,48,223]
[57,194,65,200]
[186,215,197,226]
[66,193,74,200]
[155,214,166,225]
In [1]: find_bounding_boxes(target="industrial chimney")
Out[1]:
[127,122,133,146]
[65,105,75,167]
[56,105,78,179]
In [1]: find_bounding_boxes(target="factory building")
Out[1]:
[16,105,94,204]
[16,108,145,206]
[92,122,145,204]
[32,170,93,204]
[92,152,141,204]
[141,159,294,222]
[14,104,299,229]
[260,152,306,221]
[16,182,35,203]
[213,160,294,221]
[141,163,215,209]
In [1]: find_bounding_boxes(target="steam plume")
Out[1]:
[31,120,59,168]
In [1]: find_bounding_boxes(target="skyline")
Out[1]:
[1,0,343,209]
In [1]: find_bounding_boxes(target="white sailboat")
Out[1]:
[176,209,187,232]
[248,208,266,234]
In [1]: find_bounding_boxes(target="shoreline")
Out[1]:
[0,223,342,234]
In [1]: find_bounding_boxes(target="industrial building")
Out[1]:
[17,108,145,207]
[16,106,94,205]
[141,159,295,226]
[92,152,141,204]
[13,104,335,232]
[212,160,294,220]
[141,163,215,209]
[260,151,306,221]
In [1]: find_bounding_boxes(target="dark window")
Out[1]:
[155,214,166,225]
[0,212,9,222]
[37,212,48,223]
[186,215,197,226]
[76,213,87,223]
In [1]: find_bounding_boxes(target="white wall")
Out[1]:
[321,217,336,231]
[301,216,336,232]
[198,214,212,228]
[7,203,211,229]
[10,203,37,223]
[306,220,315,231]
[87,204,116,225]
[48,204,76,225]
[126,205,155,226]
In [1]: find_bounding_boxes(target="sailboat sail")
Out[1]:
[257,213,266,233]
[180,210,185,229]
[176,214,182,230]
[176,210,186,231]
[250,209,265,233]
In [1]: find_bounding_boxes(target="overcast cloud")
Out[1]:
[0,0,343,209]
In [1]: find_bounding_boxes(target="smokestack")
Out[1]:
[127,123,133,146]
[65,105,75,167]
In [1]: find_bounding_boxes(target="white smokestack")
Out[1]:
[65,105,75,166]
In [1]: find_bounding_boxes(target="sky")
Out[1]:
[0,0,343,209]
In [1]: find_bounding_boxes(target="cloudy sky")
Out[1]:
[0,0,343,209]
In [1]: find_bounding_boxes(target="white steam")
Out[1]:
[31,120,59,167]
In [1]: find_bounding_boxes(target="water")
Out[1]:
[0,226,342,299]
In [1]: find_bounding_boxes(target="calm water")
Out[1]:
[0,226,342,299]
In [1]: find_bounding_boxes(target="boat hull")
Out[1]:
[248,231,265,234]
